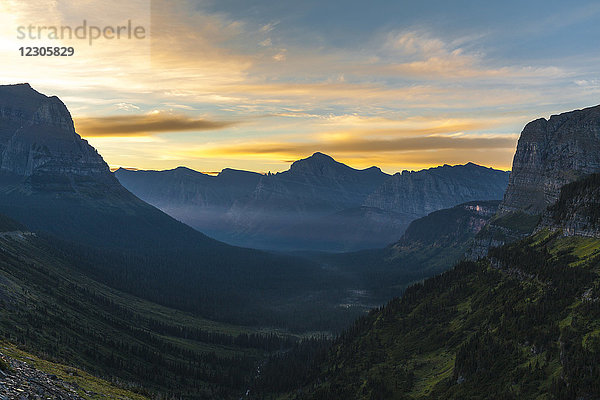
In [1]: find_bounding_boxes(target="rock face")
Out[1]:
[0,83,115,187]
[364,163,509,216]
[0,353,86,400]
[538,173,600,238]
[500,105,600,215]
[118,153,510,252]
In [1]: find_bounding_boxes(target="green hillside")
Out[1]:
[263,229,600,399]
[0,216,299,399]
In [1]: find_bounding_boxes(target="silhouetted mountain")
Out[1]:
[115,166,262,241]
[224,153,392,251]
[115,166,262,209]
[117,154,509,251]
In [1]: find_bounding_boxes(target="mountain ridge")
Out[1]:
[470,104,600,258]
[116,155,509,251]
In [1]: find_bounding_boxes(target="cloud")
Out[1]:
[259,38,272,47]
[116,102,140,111]
[368,30,570,81]
[273,49,287,62]
[168,131,518,172]
[75,112,237,137]
[260,21,279,33]
[194,134,516,157]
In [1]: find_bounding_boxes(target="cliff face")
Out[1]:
[500,105,600,215]
[364,163,509,217]
[537,173,600,238]
[0,83,115,187]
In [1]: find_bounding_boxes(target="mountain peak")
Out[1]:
[218,168,261,178]
[310,151,334,160]
[6,82,32,90]
[288,152,347,176]
[0,84,115,185]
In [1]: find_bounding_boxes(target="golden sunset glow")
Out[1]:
[2,0,599,173]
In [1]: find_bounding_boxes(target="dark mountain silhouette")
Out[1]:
[117,153,509,251]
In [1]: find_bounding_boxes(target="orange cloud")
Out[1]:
[194,135,516,156]
[75,113,237,137]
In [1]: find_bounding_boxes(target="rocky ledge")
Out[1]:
[0,352,85,400]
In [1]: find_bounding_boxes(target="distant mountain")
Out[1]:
[117,153,509,252]
[309,200,501,300]
[0,83,360,331]
[224,152,394,251]
[115,166,262,241]
[364,163,509,216]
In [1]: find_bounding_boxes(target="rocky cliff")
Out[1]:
[500,104,600,215]
[537,173,600,237]
[0,83,115,188]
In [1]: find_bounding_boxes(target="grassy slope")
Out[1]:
[287,230,600,399]
[0,230,298,399]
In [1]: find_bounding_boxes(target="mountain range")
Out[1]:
[0,83,496,336]
[116,153,509,252]
[0,83,365,332]
[2,82,600,399]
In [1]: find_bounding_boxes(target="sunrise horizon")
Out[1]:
[3,0,600,174]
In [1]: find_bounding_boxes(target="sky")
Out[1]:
[1,0,600,174]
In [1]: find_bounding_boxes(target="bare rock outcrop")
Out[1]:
[500,105,600,215]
